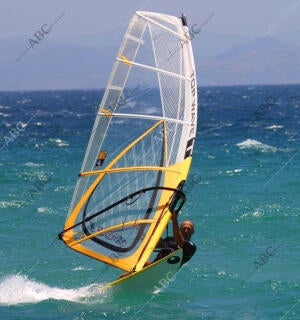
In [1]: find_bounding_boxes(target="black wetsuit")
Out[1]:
[154,236,196,265]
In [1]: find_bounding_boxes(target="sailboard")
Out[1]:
[105,249,183,292]
[58,11,197,290]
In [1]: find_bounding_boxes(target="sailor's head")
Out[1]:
[180,220,194,240]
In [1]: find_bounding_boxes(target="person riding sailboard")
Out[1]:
[58,11,198,291]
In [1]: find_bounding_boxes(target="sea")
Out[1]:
[0,84,299,320]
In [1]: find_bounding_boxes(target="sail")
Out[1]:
[59,11,197,273]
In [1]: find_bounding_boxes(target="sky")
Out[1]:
[0,0,299,90]
[1,0,299,40]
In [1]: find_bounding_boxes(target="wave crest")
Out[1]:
[236,139,285,152]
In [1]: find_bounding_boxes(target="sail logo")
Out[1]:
[190,69,197,138]
[185,70,197,158]
[90,224,127,247]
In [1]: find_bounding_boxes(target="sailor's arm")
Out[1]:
[171,211,185,247]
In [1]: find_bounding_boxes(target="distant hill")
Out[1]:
[197,37,300,86]
[0,34,299,91]
[273,29,300,47]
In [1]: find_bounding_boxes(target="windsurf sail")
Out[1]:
[59,11,197,274]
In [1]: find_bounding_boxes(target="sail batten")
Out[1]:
[124,33,145,44]
[116,57,189,80]
[69,219,157,246]
[60,11,198,275]
[97,112,190,124]
[79,166,181,177]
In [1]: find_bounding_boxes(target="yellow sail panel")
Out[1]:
[62,219,159,272]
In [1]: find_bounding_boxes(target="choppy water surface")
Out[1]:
[0,85,299,319]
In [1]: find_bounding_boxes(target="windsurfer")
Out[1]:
[118,211,196,279]
[153,211,196,265]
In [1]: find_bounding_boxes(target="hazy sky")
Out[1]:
[1,0,299,40]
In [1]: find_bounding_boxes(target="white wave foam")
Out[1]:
[72,266,93,271]
[226,169,243,175]
[265,125,284,130]
[0,274,104,306]
[3,121,12,128]
[37,207,53,214]
[234,209,264,222]
[0,200,25,209]
[144,106,160,114]
[49,138,69,147]
[18,98,32,104]
[236,139,279,152]
[24,162,44,167]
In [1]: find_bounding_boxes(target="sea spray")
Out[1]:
[0,274,103,306]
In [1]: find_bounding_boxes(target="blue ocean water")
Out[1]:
[0,85,299,319]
